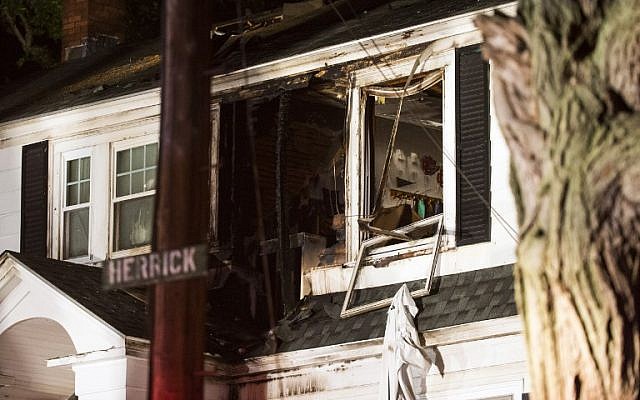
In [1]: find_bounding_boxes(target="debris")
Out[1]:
[379,284,432,400]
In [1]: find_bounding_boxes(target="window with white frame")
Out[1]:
[62,153,91,259]
[112,142,158,253]
[345,63,452,269]
[52,132,160,262]
[345,44,491,264]
[364,70,444,230]
[340,69,447,317]
[340,44,491,312]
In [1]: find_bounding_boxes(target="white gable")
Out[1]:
[0,252,125,353]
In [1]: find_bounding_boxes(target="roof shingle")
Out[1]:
[269,264,517,354]
[5,252,516,359]
[8,251,149,339]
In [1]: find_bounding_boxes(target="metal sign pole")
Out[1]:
[150,0,211,398]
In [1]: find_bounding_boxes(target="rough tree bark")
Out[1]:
[476,1,640,399]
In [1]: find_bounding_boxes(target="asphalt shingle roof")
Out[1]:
[0,0,512,123]
[219,0,512,72]
[269,263,516,354]
[8,251,149,339]
[5,251,516,359]
[0,41,160,123]
[5,250,261,359]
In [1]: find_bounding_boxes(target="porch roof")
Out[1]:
[3,251,517,362]
[6,251,149,340]
[266,263,517,355]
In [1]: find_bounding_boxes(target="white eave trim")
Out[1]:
[1,252,127,341]
[209,2,517,95]
[0,87,161,149]
[46,345,125,367]
[214,315,523,378]
[110,315,523,379]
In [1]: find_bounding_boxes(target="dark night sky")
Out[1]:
[0,0,287,86]
[0,29,45,85]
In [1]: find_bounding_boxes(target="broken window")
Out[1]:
[212,79,347,329]
[340,69,446,318]
[365,70,444,234]
[340,44,493,317]
[210,45,491,329]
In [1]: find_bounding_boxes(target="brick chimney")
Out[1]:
[62,0,127,61]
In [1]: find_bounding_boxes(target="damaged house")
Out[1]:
[0,0,529,398]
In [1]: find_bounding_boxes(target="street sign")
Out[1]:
[101,244,208,289]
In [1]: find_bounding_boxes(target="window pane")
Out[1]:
[116,175,130,197]
[79,181,90,203]
[370,80,443,221]
[64,207,89,258]
[145,169,156,191]
[67,159,79,183]
[131,171,145,194]
[66,184,78,206]
[117,149,131,174]
[113,196,154,251]
[131,146,145,170]
[80,157,91,180]
[145,143,158,167]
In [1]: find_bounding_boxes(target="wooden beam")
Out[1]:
[275,91,295,314]
[208,3,517,94]
[246,99,277,328]
[214,74,310,103]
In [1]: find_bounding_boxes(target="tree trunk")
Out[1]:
[476,1,640,399]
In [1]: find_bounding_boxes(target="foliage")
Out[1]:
[0,0,61,67]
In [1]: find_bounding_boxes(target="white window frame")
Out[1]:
[109,136,159,258]
[50,126,159,263]
[59,147,94,262]
[345,49,457,263]
[340,213,444,318]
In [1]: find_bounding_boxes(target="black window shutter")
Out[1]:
[21,141,48,256]
[455,44,491,246]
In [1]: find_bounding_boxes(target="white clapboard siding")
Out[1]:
[0,146,21,253]
[0,318,75,399]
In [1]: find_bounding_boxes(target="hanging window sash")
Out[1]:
[341,46,445,318]
[340,213,443,318]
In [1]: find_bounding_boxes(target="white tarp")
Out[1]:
[378,284,432,400]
